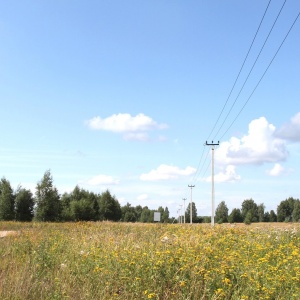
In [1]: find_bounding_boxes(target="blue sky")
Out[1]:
[1,1,300,218]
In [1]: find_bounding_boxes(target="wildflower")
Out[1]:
[179,281,186,287]
[148,293,156,299]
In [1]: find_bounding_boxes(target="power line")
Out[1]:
[218,10,300,141]
[191,145,210,183]
[206,0,273,141]
[212,0,287,141]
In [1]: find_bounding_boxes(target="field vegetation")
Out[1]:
[1,221,300,299]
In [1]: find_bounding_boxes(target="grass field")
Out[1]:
[0,222,299,299]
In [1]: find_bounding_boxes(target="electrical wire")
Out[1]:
[212,0,287,141]
[191,145,209,183]
[206,0,273,141]
[218,11,300,141]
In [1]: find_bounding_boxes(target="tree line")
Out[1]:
[213,197,300,224]
[0,170,299,223]
[0,170,170,223]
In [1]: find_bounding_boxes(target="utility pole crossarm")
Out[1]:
[205,141,220,146]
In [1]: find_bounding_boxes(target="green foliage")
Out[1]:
[0,178,15,221]
[121,203,137,222]
[15,187,34,221]
[99,190,122,221]
[34,170,61,222]
[257,203,265,222]
[185,202,197,223]
[292,200,300,222]
[215,201,229,223]
[269,210,277,222]
[277,197,297,222]
[140,206,152,223]
[244,211,252,225]
[71,198,97,221]
[228,208,243,223]
[242,199,258,222]
[264,211,270,222]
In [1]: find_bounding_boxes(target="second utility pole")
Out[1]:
[188,185,195,224]
[182,198,187,224]
[206,141,219,227]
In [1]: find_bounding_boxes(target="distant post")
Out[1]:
[183,198,187,224]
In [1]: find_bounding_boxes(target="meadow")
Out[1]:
[0,222,299,300]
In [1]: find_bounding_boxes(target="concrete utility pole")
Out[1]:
[182,198,187,224]
[205,141,219,227]
[188,185,195,224]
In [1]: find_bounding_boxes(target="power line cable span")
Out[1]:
[212,0,287,141]
[206,0,273,141]
[218,11,300,141]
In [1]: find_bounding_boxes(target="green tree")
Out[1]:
[241,199,258,222]
[15,187,34,221]
[71,198,97,221]
[140,206,151,223]
[34,170,61,222]
[277,198,296,222]
[215,201,229,223]
[162,206,170,223]
[121,203,137,222]
[60,192,73,221]
[99,190,121,221]
[0,178,15,220]
[228,208,243,223]
[185,202,197,223]
[135,205,143,221]
[257,203,265,222]
[264,211,270,222]
[269,210,277,222]
[244,211,252,225]
[292,200,300,222]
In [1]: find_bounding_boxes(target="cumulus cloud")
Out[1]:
[83,174,119,186]
[276,112,300,142]
[204,165,241,183]
[86,113,168,141]
[215,117,288,166]
[140,164,196,181]
[267,163,285,176]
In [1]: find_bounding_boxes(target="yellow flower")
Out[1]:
[179,281,186,287]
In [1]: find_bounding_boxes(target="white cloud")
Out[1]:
[123,132,150,142]
[216,117,288,166]
[82,174,119,186]
[267,163,285,177]
[204,165,241,183]
[276,112,300,142]
[137,194,149,201]
[86,113,167,133]
[140,164,196,181]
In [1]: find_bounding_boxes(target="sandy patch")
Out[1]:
[0,231,18,238]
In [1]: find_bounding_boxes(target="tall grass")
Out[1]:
[0,222,299,299]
